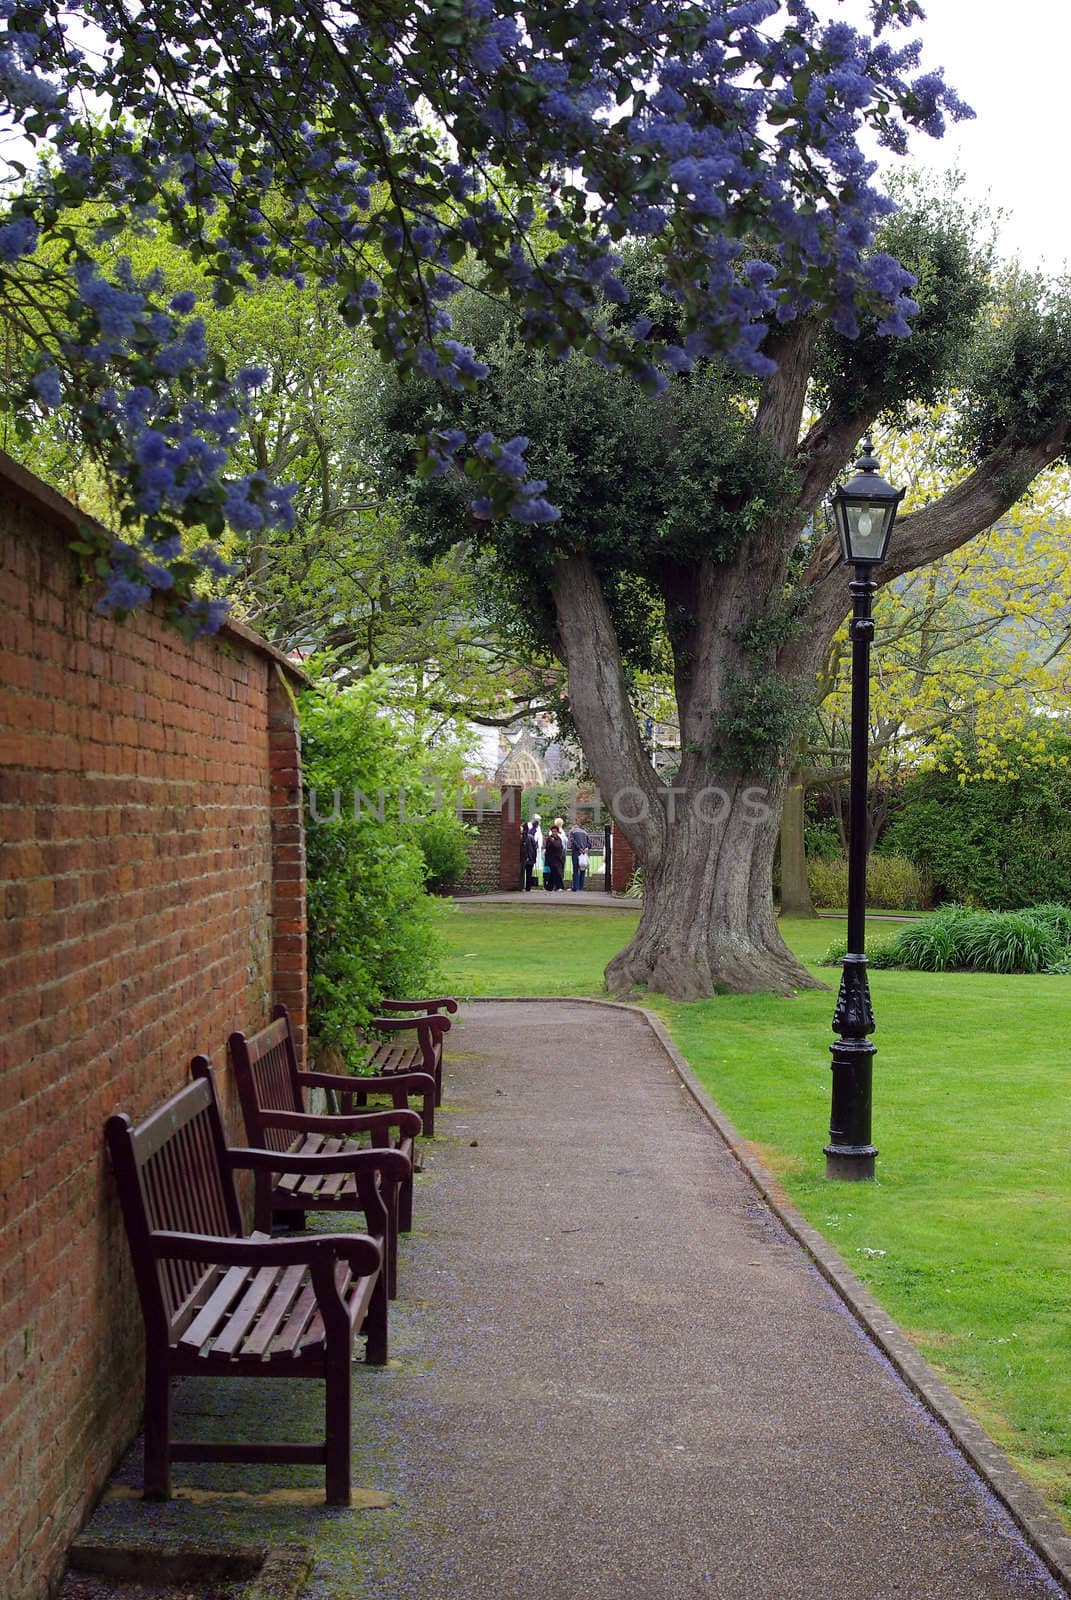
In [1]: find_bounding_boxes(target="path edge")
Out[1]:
[461,994,1071,1594]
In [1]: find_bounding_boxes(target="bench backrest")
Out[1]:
[106,1073,242,1339]
[228,1003,304,1152]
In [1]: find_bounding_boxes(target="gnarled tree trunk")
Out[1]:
[605,766,818,996]
[551,552,821,999]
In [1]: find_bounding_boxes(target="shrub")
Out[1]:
[807,854,931,911]
[804,817,842,861]
[821,902,1071,974]
[888,908,985,972]
[300,677,468,1068]
[413,811,473,893]
[819,935,899,968]
[883,736,1071,908]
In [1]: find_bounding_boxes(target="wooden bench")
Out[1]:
[357,995,459,1123]
[106,1065,405,1505]
[225,1009,426,1296]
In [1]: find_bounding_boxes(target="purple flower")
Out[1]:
[97,574,152,613]
[188,597,230,636]
[192,544,236,578]
[510,494,561,524]
[0,216,38,262]
[32,366,61,407]
[0,0,971,624]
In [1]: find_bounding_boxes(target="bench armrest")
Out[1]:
[259,1108,422,1140]
[378,997,458,1014]
[227,1145,412,1182]
[299,1069,435,1097]
[367,1014,450,1037]
[148,1229,382,1274]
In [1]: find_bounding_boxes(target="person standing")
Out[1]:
[544,821,566,891]
[530,813,544,889]
[522,820,539,892]
[567,820,591,891]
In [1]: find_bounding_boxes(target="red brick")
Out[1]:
[0,484,308,1600]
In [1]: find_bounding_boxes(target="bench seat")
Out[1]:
[172,1237,376,1376]
[355,997,459,1125]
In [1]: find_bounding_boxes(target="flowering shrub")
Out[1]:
[807,853,931,911]
[883,735,1071,908]
[0,0,967,623]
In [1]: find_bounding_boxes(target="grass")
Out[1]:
[434,899,1071,1525]
[435,900,634,997]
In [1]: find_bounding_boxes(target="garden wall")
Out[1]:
[610,826,636,893]
[457,808,503,891]
[0,454,308,1600]
[455,786,523,893]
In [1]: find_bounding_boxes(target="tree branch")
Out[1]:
[781,428,1071,678]
[753,320,819,458]
[791,404,870,522]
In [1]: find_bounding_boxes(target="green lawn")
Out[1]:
[434,900,1071,1524]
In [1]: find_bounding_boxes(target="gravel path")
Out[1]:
[74,1000,1066,1600]
[318,1000,1064,1600]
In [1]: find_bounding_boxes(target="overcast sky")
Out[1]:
[864,0,1071,273]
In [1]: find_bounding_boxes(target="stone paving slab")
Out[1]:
[76,1001,1067,1600]
[454,890,635,907]
[452,893,921,921]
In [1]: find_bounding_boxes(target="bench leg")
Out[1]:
[324,1340,352,1507]
[253,1170,274,1234]
[398,1165,413,1236]
[143,1356,172,1501]
[364,1271,388,1367]
[387,1183,399,1299]
[421,1088,435,1139]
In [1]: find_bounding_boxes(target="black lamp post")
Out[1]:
[824,439,904,1182]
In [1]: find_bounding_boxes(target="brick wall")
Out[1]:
[455,787,524,892]
[267,673,307,1059]
[457,809,503,891]
[611,824,637,893]
[0,455,307,1600]
[497,785,522,891]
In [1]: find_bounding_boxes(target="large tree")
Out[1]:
[379,195,1071,998]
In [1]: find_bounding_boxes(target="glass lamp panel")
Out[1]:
[846,499,892,563]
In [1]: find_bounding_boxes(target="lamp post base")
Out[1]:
[824,1142,878,1181]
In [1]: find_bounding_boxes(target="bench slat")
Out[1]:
[178,1264,254,1354]
[241,1263,308,1358]
[276,1132,332,1195]
[308,1138,349,1199]
[279,1136,346,1200]
[302,1260,355,1349]
[360,1043,419,1078]
[272,1281,320,1356]
[210,1265,285,1358]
